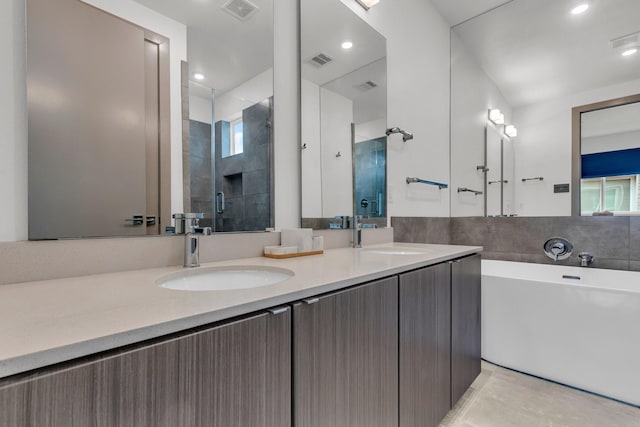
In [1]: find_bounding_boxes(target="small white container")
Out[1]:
[312,236,324,252]
[281,229,313,253]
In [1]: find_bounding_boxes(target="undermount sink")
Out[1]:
[157,266,294,291]
[362,248,424,256]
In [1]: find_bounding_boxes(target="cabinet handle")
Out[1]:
[303,298,319,305]
[269,306,289,315]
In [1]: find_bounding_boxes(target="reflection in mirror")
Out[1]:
[26,0,273,239]
[577,97,640,216]
[300,0,387,229]
[450,0,640,217]
[484,125,515,217]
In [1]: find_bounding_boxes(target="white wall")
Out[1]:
[355,118,387,143]
[301,79,322,218]
[301,79,363,218]
[582,130,640,155]
[450,33,513,217]
[320,88,354,217]
[215,68,274,123]
[0,0,27,242]
[341,0,452,220]
[189,93,212,124]
[273,0,300,229]
[513,77,640,216]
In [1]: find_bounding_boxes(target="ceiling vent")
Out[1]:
[611,31,640,50]
[222,0,259,21]
[309,53,334,67]
[356,80,379,91]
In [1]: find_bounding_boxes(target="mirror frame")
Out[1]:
[571,92,640,216]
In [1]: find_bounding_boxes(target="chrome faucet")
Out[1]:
[352,215,362,248]
[578,252,594,267]
[543,237,573,262]
[550,242,566,261]
[173,213,211,268]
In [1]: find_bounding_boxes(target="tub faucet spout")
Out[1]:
[578,252,594,267]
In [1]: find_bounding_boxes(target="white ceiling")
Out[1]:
[452,0,640,108]
[430,0,512,27]
[134,0,273,95]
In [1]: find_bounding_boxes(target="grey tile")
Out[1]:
[244,143,269,172]
[548,216,629,260]
[219,154,244,176]
[391,217,451,244]
[189,155,211,179]
[630,217,640,261]
[222,173,243,197]
[244,193,271,218]
[244,216,270,231]
[222,197,244,219]
[450,217,489,247]
[301,218,321,229]
[629,260,640,272]
[483,217,552,255]
[189,121,212,159]
[243,100,272,149]
[243,170,270,196]
[190,175,212,200]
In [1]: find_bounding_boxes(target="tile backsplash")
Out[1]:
[392,216,640,271]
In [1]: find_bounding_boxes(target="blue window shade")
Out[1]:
[581,147,640,179]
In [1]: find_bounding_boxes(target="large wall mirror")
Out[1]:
[450,0,640,217]
[300,0,387,229]
[26,0,274,239]
[573,94,640,216]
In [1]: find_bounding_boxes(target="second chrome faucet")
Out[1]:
[173,213,212,268]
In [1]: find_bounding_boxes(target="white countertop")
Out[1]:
[0,243,481,379]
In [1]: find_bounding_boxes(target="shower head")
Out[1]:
[400,131,413,142]
[386,127,413,142]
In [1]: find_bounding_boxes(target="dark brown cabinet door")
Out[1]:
[399,263,451,427]
[293,277,399,427]
[451,254,482,406]
[0,309,291,427]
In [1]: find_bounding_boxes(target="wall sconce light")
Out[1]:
[356,0,380,10]
[505,125,518,138]
[488,109,505,125]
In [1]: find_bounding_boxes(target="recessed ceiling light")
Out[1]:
[341,41,353,50]
[193,73,205,81]
[570,3,589,15]
[622,48,638,57]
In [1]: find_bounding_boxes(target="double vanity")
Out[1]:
[0,243,481,427]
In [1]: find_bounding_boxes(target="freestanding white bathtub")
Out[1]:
[482,260,640,407]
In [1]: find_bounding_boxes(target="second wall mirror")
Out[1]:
[300,0,387,229]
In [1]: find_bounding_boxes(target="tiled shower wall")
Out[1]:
[391,216,640,271]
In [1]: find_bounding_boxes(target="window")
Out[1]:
[580,175,639,215]
[230,119,244,156]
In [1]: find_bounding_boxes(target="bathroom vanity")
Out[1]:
[0,244,481,427]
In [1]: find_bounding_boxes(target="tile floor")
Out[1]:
[440,362,640,427]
